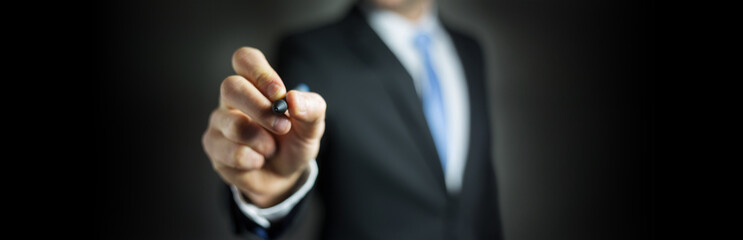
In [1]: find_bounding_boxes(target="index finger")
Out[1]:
[232,47,286,101]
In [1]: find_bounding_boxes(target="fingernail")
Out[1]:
[298,95,307,114]
[272,117,290,132]
[266,83,282,100]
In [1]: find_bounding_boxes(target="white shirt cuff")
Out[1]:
[230,160,318,228]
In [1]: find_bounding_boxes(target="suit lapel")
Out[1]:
[341,7,447,191]
[446,24,489,199]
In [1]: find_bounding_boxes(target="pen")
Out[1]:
[272,83,309,114]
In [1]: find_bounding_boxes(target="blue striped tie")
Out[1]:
[414,32,447,173]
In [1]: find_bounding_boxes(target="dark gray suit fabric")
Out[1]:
[233,6,503,240]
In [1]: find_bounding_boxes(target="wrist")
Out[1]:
[243,167,308,208]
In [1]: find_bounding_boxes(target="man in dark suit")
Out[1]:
[202,0,502,239]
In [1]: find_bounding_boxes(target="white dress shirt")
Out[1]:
[363,4,471,194]
[232,4,471,229]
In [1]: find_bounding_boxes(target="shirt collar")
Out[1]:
[361,2,442,38]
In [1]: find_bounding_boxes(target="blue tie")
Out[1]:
[415,32,447,173]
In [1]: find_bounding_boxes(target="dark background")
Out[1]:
[95,0,654,239]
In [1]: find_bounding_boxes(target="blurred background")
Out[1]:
[94,0,654,239]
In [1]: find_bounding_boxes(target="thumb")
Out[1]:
[286,90,327,141]
[268,90,325,176]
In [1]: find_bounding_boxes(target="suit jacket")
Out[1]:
[229,6,502,240]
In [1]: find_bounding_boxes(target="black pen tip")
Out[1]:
[272,99,288,114]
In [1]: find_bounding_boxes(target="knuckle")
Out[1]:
[232,47,275,88]
[232,47,265,71]
[316,95,327,112]
[254,71,273,87]
[231,146,246,168]
[208,109,221,126]
[202,128,211,150]
[202,129,214,158]
[232,145,262,169]
[220,75,243,98]
[308,93,328,114]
